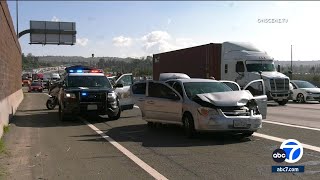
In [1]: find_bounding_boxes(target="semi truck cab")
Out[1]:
[221,42,290,105]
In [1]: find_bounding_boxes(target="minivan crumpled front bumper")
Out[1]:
[196,110,262,132]
[194,91,262,132]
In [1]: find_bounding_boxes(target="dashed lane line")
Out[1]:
[253,132,320,153]
[263,120,320,132]
[81,118,168,180]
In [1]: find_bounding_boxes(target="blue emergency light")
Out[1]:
[81,92,87,96]
[69,70,74,73]
[76,70,83,73]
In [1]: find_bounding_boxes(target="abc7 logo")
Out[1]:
[272,139,304,163]
[272,149,286,163]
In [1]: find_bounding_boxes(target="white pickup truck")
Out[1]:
[131,73,267,138]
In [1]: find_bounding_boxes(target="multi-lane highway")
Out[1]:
[1,89,320,180]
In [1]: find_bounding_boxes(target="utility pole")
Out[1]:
[290,45,293,79]
[92,54,94,67]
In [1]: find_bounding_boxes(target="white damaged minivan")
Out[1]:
[131,74,267,138]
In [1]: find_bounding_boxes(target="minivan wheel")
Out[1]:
[59,105,72,121]
[240,131,254,138]
[147,122,155,128]
[183,114,196,138]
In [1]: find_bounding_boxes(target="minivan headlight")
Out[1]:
[197,107,218,117]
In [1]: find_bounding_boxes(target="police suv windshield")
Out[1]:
[67,76,112,88]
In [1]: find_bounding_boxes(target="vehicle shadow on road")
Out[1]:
[10,110,86,128]
[77,124,252,148]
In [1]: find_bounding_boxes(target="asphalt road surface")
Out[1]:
[1,90,320,180]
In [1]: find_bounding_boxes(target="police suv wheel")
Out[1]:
[59,105,70,121]
[109,108,121,120]
[59,105,64,121]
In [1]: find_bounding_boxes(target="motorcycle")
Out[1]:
[46,95,58,110]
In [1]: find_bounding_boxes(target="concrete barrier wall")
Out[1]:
[0,1,23,138]
[0,89,23,138]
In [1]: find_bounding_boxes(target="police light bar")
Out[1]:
[68,69,103,73]
[90,69,103,73]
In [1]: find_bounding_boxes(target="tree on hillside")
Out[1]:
[97,58,105,69]
[310,66,316,75]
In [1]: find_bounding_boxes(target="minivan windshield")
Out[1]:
[67,76,112,88]
[246,61,275,72]
[183,82,232,99]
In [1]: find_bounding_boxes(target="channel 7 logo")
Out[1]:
[272,139,304,163]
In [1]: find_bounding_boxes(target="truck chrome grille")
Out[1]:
[270,78,289,91]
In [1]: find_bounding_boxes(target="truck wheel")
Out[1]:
[183,113,196,138]
[296,93,305,103]
[277,99,288,106]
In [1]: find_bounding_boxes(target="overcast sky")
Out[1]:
[7,1,320,60]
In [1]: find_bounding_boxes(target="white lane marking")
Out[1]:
[134,105,139,109]
[263,120,320,132]
[253,133,320,153]
[81,118,168,180]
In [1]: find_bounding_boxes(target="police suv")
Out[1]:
[57,66,121,121]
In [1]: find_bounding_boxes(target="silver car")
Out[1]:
[131,77,267,138]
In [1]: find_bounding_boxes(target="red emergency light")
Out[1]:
[90,69,103,73]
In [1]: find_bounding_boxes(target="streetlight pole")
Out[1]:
[290,45,293,79]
